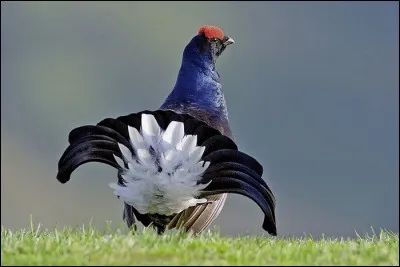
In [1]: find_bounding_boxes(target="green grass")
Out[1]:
[1,222,398,266]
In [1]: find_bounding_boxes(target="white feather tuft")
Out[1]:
[141,114,161,137]
[141,114,162,157]
[185,146,206,168]
[178,135,197,151]
[109,115,211,216]
[128,125,145,150]
[162,121,185,147]
[189,161,210,177]
[113,154,125,170]
[118,143,132,163]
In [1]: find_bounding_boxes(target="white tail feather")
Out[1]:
[113,154,125,169]
[110,114,210,216]
[185,146,205,168]
[162,121,185,146]
[128,125,145,150]
[127,161,147,174]
[189,161,210,177]
[136,148,153,165]
[141,114,162,155]
[118,143,133,163]
[141,114,161,137]
[178,135,197,152]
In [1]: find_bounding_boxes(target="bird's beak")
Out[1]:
[223,36,235,46]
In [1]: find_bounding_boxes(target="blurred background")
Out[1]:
[1,1,398,238]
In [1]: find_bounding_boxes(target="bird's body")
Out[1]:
[57,25,277,236]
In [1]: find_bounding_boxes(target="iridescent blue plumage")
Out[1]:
[161,35,230,129]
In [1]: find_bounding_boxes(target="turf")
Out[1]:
[1,222,398,266]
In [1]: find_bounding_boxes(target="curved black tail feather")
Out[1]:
[56,109,277,234]
[200,177,277,236]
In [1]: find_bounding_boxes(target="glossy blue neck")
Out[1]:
[161,36,229,121]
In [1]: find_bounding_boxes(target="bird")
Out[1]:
[56,25,277,236]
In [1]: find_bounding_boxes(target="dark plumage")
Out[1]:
[57,25,277,236]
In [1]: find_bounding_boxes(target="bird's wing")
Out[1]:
[167,193,227,234]
[57,109,276,235]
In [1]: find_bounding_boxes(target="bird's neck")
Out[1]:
[161,59,229,121]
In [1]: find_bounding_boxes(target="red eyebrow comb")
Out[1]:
[198,25,225,41]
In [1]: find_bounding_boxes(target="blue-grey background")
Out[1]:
[1,1,398,238]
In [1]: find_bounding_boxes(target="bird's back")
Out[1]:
[161,103,233,140]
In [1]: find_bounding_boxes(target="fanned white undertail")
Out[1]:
[109,114,211,215]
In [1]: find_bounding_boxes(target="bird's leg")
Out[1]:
[147,213,175,235]
[154,224,166,235]
[123,203,137,233]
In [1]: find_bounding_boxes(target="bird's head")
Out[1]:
[182,25,235,69]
